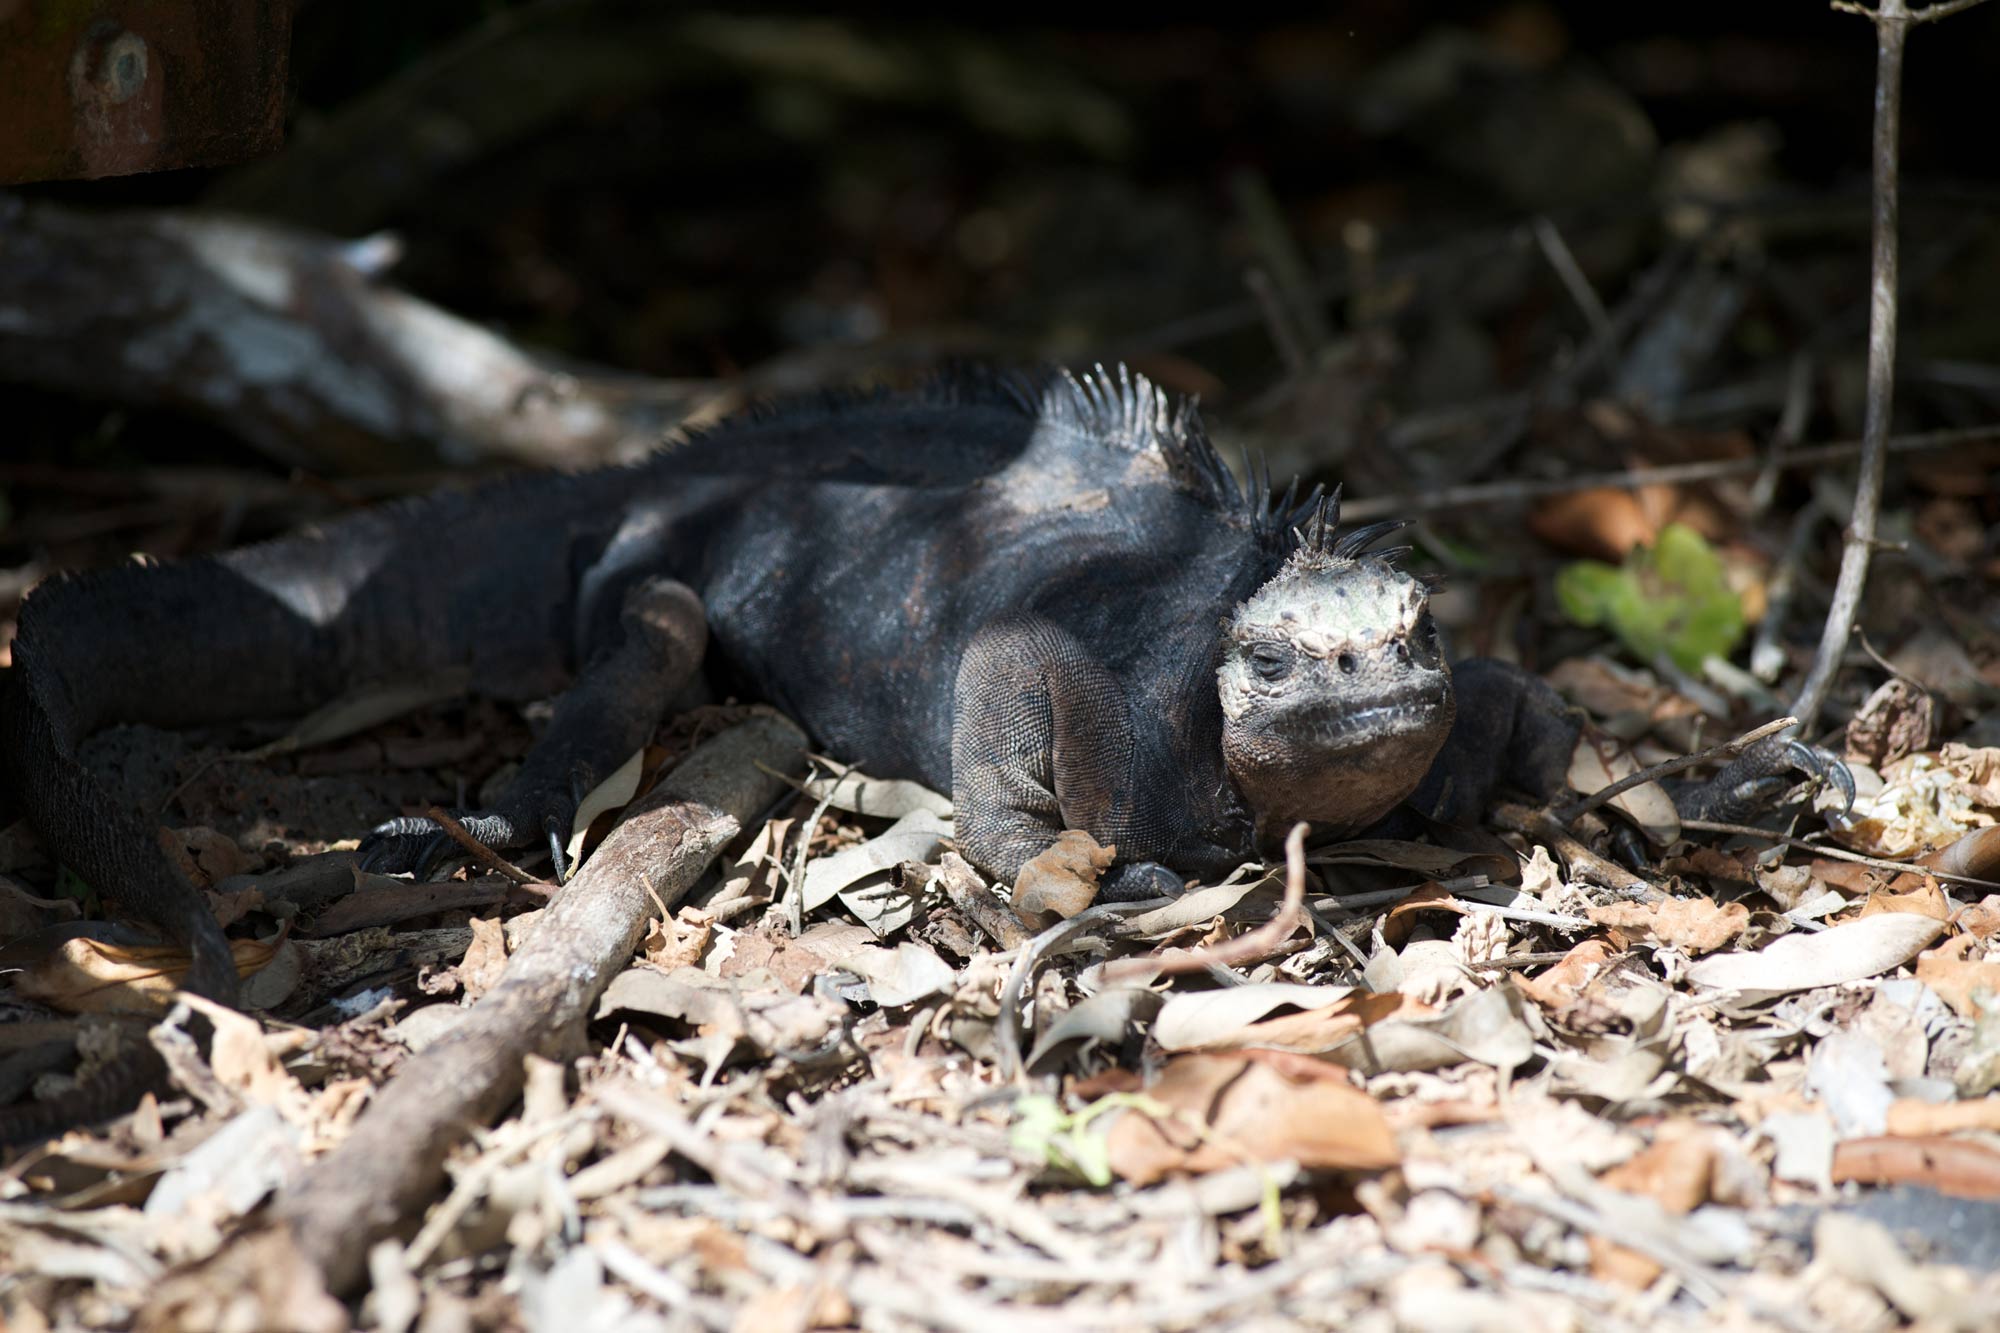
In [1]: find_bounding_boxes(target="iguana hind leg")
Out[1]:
[359,576,707,877]
[1666,735,1856,823]
[1406,658,1854,830]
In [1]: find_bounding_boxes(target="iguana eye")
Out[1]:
[1415,612,1439,653]
[1249,644,1292,681]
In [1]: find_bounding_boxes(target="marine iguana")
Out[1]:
[0,364,1838,1138]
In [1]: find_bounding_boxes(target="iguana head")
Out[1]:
[1217,521,1454,837]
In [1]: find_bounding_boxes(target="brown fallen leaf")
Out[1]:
[453,916,511,1002]
[12,933,282,1015]
[1527,486,1657,561]
[1514,937,1621,1011]
[1590,1123,1724,1288]
[1211,991,1409,1055]
[1568,725,1680,846]
[1104,1053,1399,1185]
[1587,898,1748,955]
[1809,857,1883,897]
[1832,1135,2000,1199]
[182,994,312,1123]
[1380,882,1460,948]
[1857,874,1950,922]
[643,907,714,972]
[1845,678,1940,768]
[1914,935,2000,1018]
[1011,830,1116,929]
[164,825,253,889]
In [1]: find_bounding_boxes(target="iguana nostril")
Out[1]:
[1338,653,1357,674]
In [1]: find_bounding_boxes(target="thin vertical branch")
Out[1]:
[1791,0,1910,734]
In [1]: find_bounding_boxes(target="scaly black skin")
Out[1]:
[0,365,1830,1137]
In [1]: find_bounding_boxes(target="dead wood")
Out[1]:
[264,713,806,1294]
[0,196,718,475]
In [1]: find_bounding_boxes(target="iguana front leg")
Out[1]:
[360,576,707,876]
[952,617,1179,899]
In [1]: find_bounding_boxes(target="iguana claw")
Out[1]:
[546,817,570,884]
[1782,738,1857,819]
[1668,735,1857,825]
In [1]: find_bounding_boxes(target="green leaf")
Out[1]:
[1556,524,1744,673]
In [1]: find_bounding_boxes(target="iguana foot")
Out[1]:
[1097,861,1185,903]
[359,809,539,877]
[1667,736,1856,824]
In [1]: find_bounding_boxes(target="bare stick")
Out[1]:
[1099,822,1310,983]
[1336,422,1995,523]
[1551,716,1797,825]
[423,805,540,887]
[1531,216,1612,345]
[1792,0,1918,733]
[269,715,805,1294]
[934,853,1031,952]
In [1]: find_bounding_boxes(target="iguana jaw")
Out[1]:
[1217,551,1455,835]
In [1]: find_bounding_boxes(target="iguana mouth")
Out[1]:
[1277,692,1451,751]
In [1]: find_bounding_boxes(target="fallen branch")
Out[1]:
[0,196,718,475]
[264,714,806,1294]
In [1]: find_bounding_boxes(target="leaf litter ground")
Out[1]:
[8,647,2000,1331]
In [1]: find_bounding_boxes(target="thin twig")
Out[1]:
[1531,216,1612,345]
[1336,422,1997,523]
[1098,822,1310,984]
[423,805,539,886]
[1793,0,1913,733]
[1680,819,2000,891]
[1551,716,1797,825]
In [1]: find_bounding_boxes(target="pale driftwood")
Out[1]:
[0,196,717,475]
[268,713,806,1293]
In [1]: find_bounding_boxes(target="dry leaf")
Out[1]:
[802,758,953,820]
[1685,913,1945,997]
[1858,874,1951,922]
[1152,982,1356,1051]
[1011,830,1116,929]
[1568,727,1680,846]
[800,810,949,913]
[841,941,955,1007]
[1104,1053,1398,1185]
[1515,937,1621,1010]
[1955,895,2000,939]
[11,932,281,1015]
[1587,898,1747,955]
[1589,1123,1723,1287]
[643,909,713,972]
[565,745,651,868]
[181,994,312,1123]
[165,827,252,889]
[1914,936,2000,1018]
[455,916,511,1001]
[1846,678,1939,767]
[1324,983,1538,1075]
